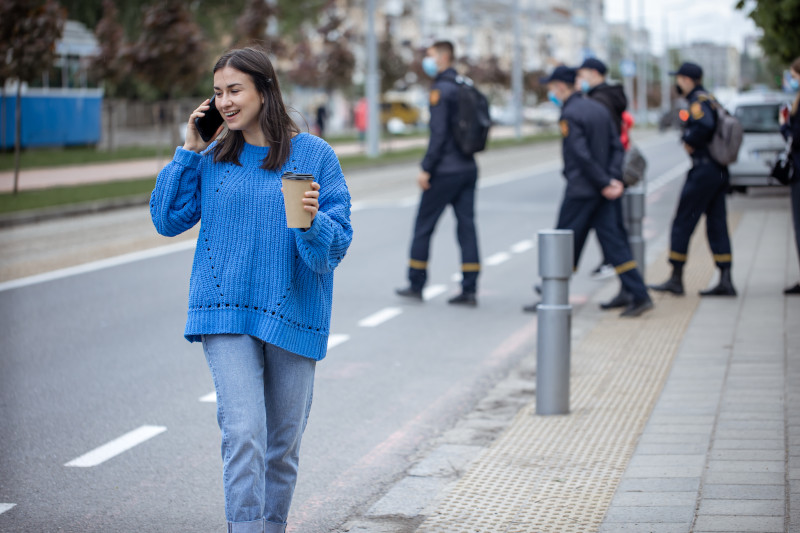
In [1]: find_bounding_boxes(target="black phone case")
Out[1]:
[194,96,224,142]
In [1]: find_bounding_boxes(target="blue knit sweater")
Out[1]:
[150,133,352,361]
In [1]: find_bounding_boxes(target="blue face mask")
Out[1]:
[790,77,800,91]
[422,57,439,78]
[579,80,591,93]
[548,90,563,108]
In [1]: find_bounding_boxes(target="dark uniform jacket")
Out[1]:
[587,82,627,134]
[682,85,717,161]
[560,92,625,199]
[421,68,477,176]
[780,105,800,169]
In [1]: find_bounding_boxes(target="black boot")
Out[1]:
[600,288,633,310]
[700,266,737,297]
[649,264,685,296]
[448,291,477,306]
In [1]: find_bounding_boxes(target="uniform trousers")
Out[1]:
[557,194,649,303]
[668,159,732,267]
[408,169,480,292]
[792,178,800,268]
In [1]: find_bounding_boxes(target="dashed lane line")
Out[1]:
[199,392,216,403]
[327,334,351,350]
[485,252,512,266]
[0,504,16,515]
[64,425,167,468]
[510,239,535,254]
[358,307,403,328]
[422,284,448,301]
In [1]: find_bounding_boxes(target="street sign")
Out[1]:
[620,59,636,78]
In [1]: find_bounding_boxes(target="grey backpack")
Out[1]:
[698,92,744,166]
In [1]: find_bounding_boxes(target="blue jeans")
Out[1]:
[202,335,316,533]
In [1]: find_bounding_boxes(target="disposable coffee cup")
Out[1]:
[281,172,314,228]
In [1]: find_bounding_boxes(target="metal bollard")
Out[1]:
[623,183,646,274]
[536,229,573,416]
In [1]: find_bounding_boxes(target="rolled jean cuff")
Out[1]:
[227,518,286,533]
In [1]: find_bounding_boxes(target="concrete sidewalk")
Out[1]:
[343,192,799,532]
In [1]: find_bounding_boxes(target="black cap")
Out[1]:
[669,62,703,80]
[578,57,607,75]
[540,65,577,85]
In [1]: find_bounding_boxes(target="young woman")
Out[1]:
[780,57,800,295]
[150,47,352,532]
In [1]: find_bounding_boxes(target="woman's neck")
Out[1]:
[242,127,269,147]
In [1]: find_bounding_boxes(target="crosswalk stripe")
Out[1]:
[358,307,403,327]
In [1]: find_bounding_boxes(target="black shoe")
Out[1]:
[395,286,423,300]
[448,292,477,306]
[620,298,654,317]
[523,302,539,313]
[649,277,684,295]
[699,267,736,297]
[785,283,800,295]
[600,291,633,310]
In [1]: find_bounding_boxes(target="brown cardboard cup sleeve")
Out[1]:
[281,172,314,229]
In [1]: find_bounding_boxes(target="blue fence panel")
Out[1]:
[1,88,103,149]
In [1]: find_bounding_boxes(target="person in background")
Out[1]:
[150,47,352,533]
[396,40,481,306]
[576,57,634,309]
[527,65,653,317]
[780,56,800,295]
[650,62,736,297]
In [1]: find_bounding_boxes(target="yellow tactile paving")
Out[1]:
[418,216,741,533]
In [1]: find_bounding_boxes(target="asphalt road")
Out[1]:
[0,131,689,532]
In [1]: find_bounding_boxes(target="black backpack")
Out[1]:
[451,75,491,156]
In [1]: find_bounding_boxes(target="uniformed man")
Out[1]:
[576,57,634,310]
[526,65,653,317]
[649,62,736,297]
[396,41,480,306]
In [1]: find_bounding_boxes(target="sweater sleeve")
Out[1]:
[294,146,353,274]
[150,147,203,237]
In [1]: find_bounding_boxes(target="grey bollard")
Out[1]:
[536,229,573,416]
[624,184,646,274]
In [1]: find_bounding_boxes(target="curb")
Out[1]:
[0,193,151,228]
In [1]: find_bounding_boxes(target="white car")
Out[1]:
[728,91,792,192]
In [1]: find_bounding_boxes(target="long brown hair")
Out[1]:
[212,47,300,170]
[792,57,800,117]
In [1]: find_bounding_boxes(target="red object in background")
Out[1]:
[679,109,690,122]
[780,104,790,123]
[620,110,634,150]
[354,98,368,132]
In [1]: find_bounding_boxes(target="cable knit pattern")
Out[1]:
[150,133,352,361]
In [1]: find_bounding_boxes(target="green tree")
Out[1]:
[736,0,800,64]
[123,0,207,146]
[0,0,66,193]
[90,0,126,150]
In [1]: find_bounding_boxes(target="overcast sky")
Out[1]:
[604,0,760,54]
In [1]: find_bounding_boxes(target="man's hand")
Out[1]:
[417,170,432,191]
[601,179,624,200]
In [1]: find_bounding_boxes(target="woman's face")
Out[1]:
[213,66,263,137]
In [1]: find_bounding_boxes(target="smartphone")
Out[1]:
[194,95,224,142]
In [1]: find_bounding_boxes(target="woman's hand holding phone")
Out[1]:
[184,98,224,153]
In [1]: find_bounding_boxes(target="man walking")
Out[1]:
[649,62,736,297]
[576,57,635,309]
[396,41,480,306]
[527,65,653,317]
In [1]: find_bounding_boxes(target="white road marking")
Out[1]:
[451,272,463,282]
[422,284,447,301]
[0,240,196,293]
[485,252,512,266]
[0,504,16,515]
[327,334,350,349]
[510,239,535,254]
[199,392,216,403]
[358,307,403,327]
[645,162,689,196]
[65,425,167,468]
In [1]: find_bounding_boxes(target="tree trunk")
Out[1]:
[13,82,22,195]
[106,98,115,152]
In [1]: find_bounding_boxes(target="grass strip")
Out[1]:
[0,132,560,215]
